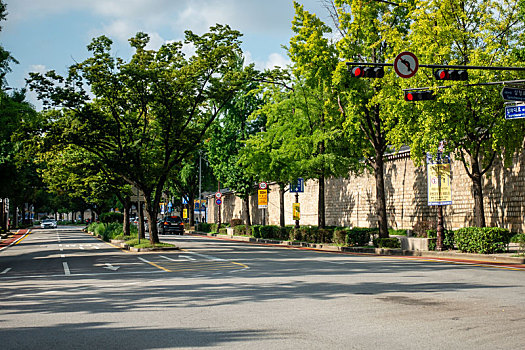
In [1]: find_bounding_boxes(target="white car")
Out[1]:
[40,219,57,229]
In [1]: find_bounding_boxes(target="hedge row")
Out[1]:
[454,227,512,254]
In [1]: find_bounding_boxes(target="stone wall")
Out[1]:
[207,150,525,233]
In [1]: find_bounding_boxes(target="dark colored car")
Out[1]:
[157,216,184,235]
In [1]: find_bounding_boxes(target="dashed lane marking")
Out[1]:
[63,262,70,276]
[1,268,12,274]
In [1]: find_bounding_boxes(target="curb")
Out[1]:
[188,231,525,265]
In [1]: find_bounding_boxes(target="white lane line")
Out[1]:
[160,255,195,262]
[63,262,70,276]
[94,246,100,250]
[79,246,85,250]
[61,254,65,258]
[183,251,226,261]
[0,230,32,252]
[1,268,12,274]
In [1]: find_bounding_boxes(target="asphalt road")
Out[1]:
[1,226,524,349]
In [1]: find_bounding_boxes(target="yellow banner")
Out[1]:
[258,190,268,209]
[183,209,188,219]
[293,203,300,221]
[427,163,452,205]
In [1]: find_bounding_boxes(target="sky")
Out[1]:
[2,0,330,109]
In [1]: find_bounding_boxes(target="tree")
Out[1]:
[314,0,412,237]
[387,0,525,227]
[287,2,364,229]
[206,66,264,227]
[28,25,255,244]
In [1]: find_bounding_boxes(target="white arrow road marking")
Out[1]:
[1,268,12,274]
[160,255,195,262]
[103,263,120,271]
[63,262,70,276]
[79,246,84,250]
[184,251,226,261]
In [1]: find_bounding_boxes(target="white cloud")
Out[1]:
[28,64,47,74]
[244,51,290,71]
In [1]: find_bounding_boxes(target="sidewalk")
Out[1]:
[189,231,525,266]
[0,229,30,252]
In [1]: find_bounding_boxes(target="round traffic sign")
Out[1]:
[215,192,222,199]
[215,198,222,205]
[394,51,419,79]
[259,182,268,190]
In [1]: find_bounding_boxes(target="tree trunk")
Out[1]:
[318,175,325,228]
[374,153,389,238]
[279,184,285,228]
[243,196,251,226]
[189,193,195,227]
[143,193,160,244]
[471,157,486,227]
[138,202,145,239]
[123,196,131,236]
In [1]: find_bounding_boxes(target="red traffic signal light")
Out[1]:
[350,66,385,78]
[434,69,468,81]
[404,90,435,101]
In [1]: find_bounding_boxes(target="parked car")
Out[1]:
[157,216,184,235]
[40,219,57,229]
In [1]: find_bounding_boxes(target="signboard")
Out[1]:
[183,209,188,219]
[258,190,268,209]
[290,178,304,193]
[194,199,206,210]
[215,192,222,199]
[426,153,452,206]
[182,197,188,205]
[505,104,525,120]
[259,182,268,190]
[215,198,222,206]
[501,87,525,102]
[293,203,300,221]
[394,51,419,78]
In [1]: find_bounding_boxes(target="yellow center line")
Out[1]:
[138,257,172,272]
[14,230,31,245]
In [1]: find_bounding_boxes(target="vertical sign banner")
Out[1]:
[183,209,188,219]
[426,153,452,206]
[258,190,268,209]
[293,203,300,221]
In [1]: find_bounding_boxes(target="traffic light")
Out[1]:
[350,66,385,78]
[404,90,435,101]
[434,69,468,81]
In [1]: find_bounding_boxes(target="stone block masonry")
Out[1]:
[207,151,525,233]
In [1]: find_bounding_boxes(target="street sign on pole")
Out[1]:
[215,198,222,206]
[290,178,304,193]
[394,51,419,79]
[258,190,268,209]
[501,87,525,101]
[259,182,268,190]
[505,104,525,119]
[215,192,222,199]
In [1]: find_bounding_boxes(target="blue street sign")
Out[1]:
[182,197,188,204]
[215,198,222,206]
[501,87,525,102]
[290,178,304,193]
[505,104,525,120]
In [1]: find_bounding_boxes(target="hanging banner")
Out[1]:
[293,203,300,221]
[258,190,268,209]
[427,153,452,206]
[183,209,188,219]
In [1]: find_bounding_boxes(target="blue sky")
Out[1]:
[2,0,330,109]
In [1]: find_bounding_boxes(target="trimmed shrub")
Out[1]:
[230,218,243,227]
[426,229,455,251]
[197,223,212,232]
[454,227,512,254]
[251,225,263,238]
[349,228,376,246]
[233,224,251,236]
[373,237,401,249]
[99,212,124,223]
[259,225,281,239]
[511,233,525,254]
[333,229,347,245]
[389,228,407,236]
[218,228,227,235]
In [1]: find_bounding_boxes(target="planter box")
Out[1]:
[398,236,429,251]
